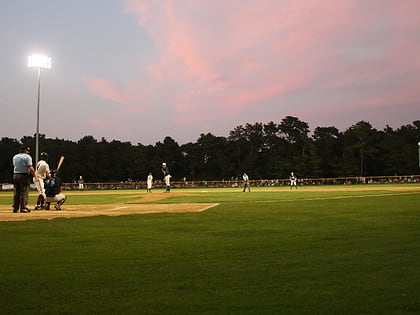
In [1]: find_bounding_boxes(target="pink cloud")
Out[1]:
[88,117,119,127]
[122,0,420,127]
[84,78,154,115]
[84,78,131,103]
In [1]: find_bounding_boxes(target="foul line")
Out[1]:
[256,191,420,203]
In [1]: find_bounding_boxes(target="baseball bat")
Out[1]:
[57,155,65,171]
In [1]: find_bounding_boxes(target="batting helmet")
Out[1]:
[40,152,49,160]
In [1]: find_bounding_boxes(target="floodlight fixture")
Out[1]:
[28,54,52,164]
[28,54,52,69]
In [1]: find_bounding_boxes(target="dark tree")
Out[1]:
[342,121,379,176]
[0,118,418,183]
[312,127,342,177]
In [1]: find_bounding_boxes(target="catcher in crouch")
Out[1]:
[34,152,50,209]
[44,169,66,210]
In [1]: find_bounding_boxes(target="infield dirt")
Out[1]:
[0,191,218,222]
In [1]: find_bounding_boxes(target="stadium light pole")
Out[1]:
[28,54,52,165]
[418,142,420,168]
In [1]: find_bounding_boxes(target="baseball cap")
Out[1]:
[20,146,30,152]
[162,162,166,166]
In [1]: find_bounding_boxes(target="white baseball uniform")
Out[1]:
[147,174,153,192]
[34,159,50,198]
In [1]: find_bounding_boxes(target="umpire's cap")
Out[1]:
[20,146,30,153]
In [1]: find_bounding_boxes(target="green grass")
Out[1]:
[0,185,419,314]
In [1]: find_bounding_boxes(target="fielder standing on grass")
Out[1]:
[78,175,84,191]
[242,172,251,192]
[12,146,36,213]
[34,152,50,209]
[290,172,297,189]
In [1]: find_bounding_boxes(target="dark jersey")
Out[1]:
[45,177,62,197]
[162,166,170,176]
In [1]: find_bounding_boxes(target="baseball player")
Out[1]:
[34,152,50,209]
[242,172,251,192]
[162,162,171,192]
[147,172,153,193]
[289,172,297,189]
[44,169,66,210]
[78,176,84,191]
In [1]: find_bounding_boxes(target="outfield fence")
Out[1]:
[2,175,419,191]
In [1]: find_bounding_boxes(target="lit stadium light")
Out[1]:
[28,55,52,69]
[28,54,52,164]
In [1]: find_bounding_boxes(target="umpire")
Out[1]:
[12,146,36,213]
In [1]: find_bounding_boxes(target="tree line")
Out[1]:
[1,116,419,183]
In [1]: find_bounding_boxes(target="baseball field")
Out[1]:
[0,184,419,314]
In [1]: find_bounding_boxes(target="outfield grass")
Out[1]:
[0,185,419,314]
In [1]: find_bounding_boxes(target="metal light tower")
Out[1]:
[418,142,420,168]
[28,54,52,164]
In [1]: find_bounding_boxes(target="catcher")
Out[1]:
[44,169,66,210]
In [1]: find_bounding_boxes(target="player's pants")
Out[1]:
[34,177,46,198]
[164,175,171,192]
[46,193,66,204]
[290,180,297,186]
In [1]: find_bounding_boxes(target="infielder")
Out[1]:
[242,172,251,192]
[34,152,50,209]
[289,172,297,189]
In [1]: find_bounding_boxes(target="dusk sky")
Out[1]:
[1,0,419,145]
